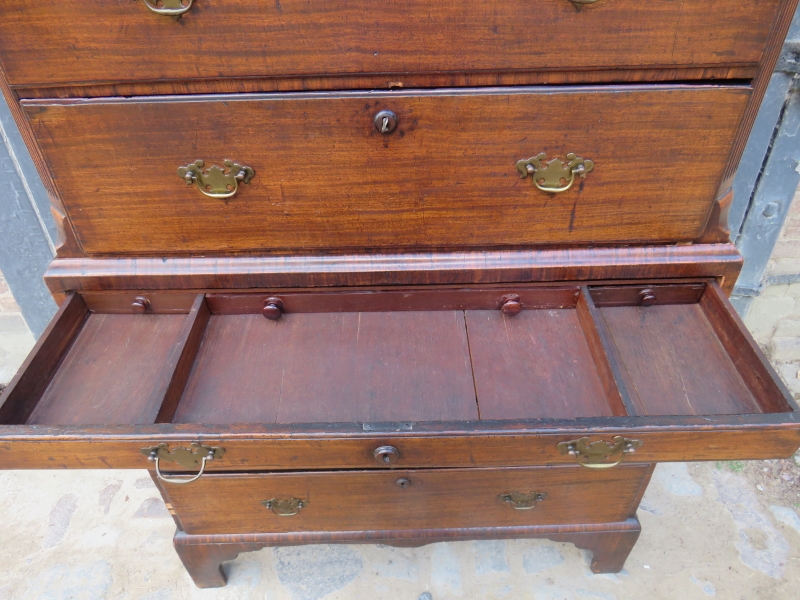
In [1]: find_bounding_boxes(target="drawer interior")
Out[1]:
[0,282,794,428]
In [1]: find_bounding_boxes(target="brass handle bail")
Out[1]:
[143,0,195,16]
[178,160,255,200]
[141,443,225,485]
[557,436,642,469]
[516,152,594,193]
[569,0,603,5]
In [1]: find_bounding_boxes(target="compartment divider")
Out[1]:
[575,287,640,417]
[699,282,797,413]
[155,294,211,423]
[0,292,88,424]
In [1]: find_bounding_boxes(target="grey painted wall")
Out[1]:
[731,8,800,315]
[0,96,57,338]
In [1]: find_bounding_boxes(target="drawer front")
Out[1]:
[25,86,749,255]
[0,0,782,89]
[158,465,650,535]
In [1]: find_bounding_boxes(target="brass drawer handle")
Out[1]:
[569,0,603,5]
[141,443,225,485]
[500,491,547,510]
[143,0,194,16]
[557,436,642,469]
[262,498,307,516]
[516,153,594,193]
[178,160,255,200]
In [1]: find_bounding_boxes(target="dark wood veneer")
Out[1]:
[42,244,745,294]
[24,86,748,255]
[0,0,780,88]
[171,519,644,587]
[161,465,650,535]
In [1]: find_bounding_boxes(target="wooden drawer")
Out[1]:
[0,281,798,473]
[24,85,748,255]
[157,465,651,535]
[0,0,785,90]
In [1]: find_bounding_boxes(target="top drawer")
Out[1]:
[0,0,784,90]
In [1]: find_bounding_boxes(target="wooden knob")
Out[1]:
[131,296,151,313]
[500,294,522,316]
[638,289,657,307]
[374,445,400,464]
[263,297,284,320]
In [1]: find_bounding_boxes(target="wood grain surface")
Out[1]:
[12,66,760,101]
[25,86,749,255]
[1,415,799,471]
[174,312,478,424]
[42,245,745,294]
[2,284,798,468]
[0,294,88,424]
[204,287,580,314]
[160,465,649,535]
[466,309,613,420]
[170,517,644,584]
[699,282,797,413]
[0,0,780,88]
[601,303,762,416]
[26,313,189,425]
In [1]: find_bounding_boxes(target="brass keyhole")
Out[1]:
[373,110,398,134]
[374,445,400,464]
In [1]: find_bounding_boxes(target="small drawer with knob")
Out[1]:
[155,464,653,535]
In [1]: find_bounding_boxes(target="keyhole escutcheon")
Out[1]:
[373,110,398,134]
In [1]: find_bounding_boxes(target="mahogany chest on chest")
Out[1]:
[1,0,799,587]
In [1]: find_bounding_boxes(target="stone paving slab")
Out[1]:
[1,461,800,599]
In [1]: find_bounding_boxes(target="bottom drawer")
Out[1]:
[159,465,651,535]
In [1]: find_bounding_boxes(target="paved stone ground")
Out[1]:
[1,461,800,599]
[5,194,800,597]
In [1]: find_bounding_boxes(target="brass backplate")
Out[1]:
[262,498,307,516]
[140,443,225,469]
[516,152,594,193]
[178,159,255,199]
[499,491,547,509]
[556,436,642,467]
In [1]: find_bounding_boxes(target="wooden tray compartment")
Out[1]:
[174,286,619,424]
[0,282,797,471]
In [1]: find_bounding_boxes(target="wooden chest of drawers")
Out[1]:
[1,0,799,588]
